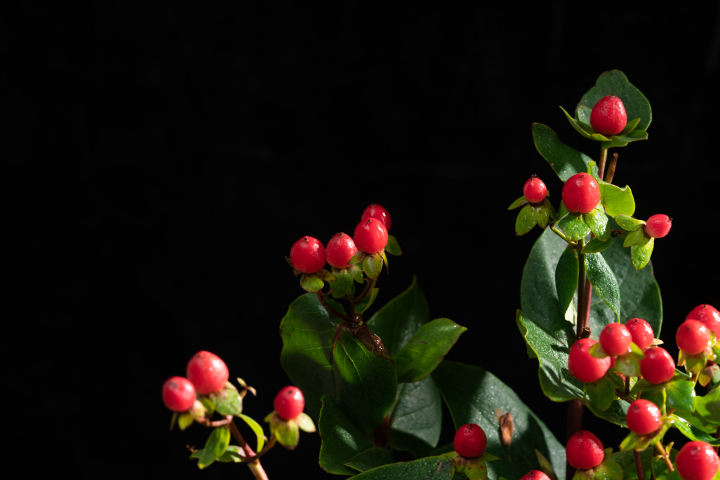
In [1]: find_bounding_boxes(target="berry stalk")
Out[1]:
[228,420,269,480]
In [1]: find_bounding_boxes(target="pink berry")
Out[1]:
[562,173,601,214]
[162,376,196,412]
[326,233,358,269]
[590,95,627,136]
[625,318,655,350]
[566,430,604,470]
[640,347,676,384]
[676,441,719,480]
[274,386,305,420]
[520,471,551,480]
[186,351,230,395]
[523,175,548,203]
[676,320,711,356]
[686,304,720,335]
[353,218,388,254]
[600,323,632,357]
[361,203,392,231]
[626,399,661,435]
[568,338,611,383]
[289,236,327,274]
[645,215,672,239]
[453,423,487,458]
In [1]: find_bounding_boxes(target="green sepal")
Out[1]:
[619,419,672,452]
[582,237,613,254]
[601,130,648,150]
[664,379,695,413]
[588,342,608,359]
[614,350,643,377]
[178,412,194,431]
[316,268,337,282]
[516,204,537,236]
[534,204,551,229]
[586,377,616,412]
[295,412,316,433]
[571,459,623,480]
[555,246,579,317]
[620,118,641,135]
[699,363,719,387]
[212,385,243,416]
[355,288,380,313]
[560,106,610,141]
[348,250,367,265]
[509,196,529,210]
[381,249,389,273]
[385,234,402,256]
[586,162,635,217]
[362,252,383,279]
[196,426,231,469]
[615,214,646,232]
[630,236,654,270]
[238,414,266,453]
[558,212,591,241]
[191,398,210,421]
[300,273,324,293]
[543,198,558,222]
[275,416,300,450]
[285,256,300,276]
[347,264,364,283]
[329,268,353,299]
[623,228,647,248]
[583,204,611,241]
[576,105,593,131]
[682,351,707,375]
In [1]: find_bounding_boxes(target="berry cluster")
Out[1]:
[161,350,229,412]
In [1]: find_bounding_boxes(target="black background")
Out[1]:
[6,2,719,478]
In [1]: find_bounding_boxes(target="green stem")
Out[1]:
[598,148,608,180]
[550,225,577,246]
[655,442,674,472]
[576,238,591,339]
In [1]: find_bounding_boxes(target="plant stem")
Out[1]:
[316,291,354,323]
[550,225,576,246]
[576,239,591,339]
[605,153,619,184]
[598,148,608,180]
[655,442,674,472]
[229,420,269,480]
[354,276,377,304]
[635,449,646,480]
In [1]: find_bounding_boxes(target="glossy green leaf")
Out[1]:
[582,237,613,254]
[664,379,695,413]
[349,250,367,265]
[585,252,621,320]
[615,215,645,232]
[432,361,566,480]
[352,456,456,480]
[620,117,641,135]
[348,264,364,283]
[356,287,380,313]
[631,237,654,270]
[543,198,558,222]
[560,106,609,141]
[534,204,550,229]
[280,293,397,432]
[395,318,467,384]
[555,246,579,317]
[178,412,193,431]
[388,376,442,458]
[695,387,720,425]
[330,268,353,299]
[532,123,592,182]
[586,378,616,412]
[623,229,646,248]
[671,414,720,446]
[601,184,635,218]
[577,70,652,132]
[386,234,402,255]
[197,426,231,469]
[609,447,654,480]
[509,196,529,210]
[300,273,324,293]
[584,206,611,241]
[558,212,591,241]
[238,414,265,453]
[673,409,717,433]
[601,130,648,150]
[363,252,384,279]
[214,387,242,416]
[651,449,683,480]
[516,204,537,236]
[218,445,246,463]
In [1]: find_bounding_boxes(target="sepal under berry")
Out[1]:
[561,106,611,142]
[679,350,709,376]
[558,212,592,241]
[385,234,402,255]
[300,273,325,293]
[623,228,647,248]
[619,417,673,452]
[208,382,243,416]
[178,412,194,431]
[631,236,654,270]
[571,459,623,480]
[516,204,537,236]
[509,195,529,210]
[698,363,719,387]
[347,264,364,283]
[329,267,353,298]
[264,410,301,450]
[285,256,301,276]
[585,377,616,412]
[534,203,551,229]
[442,450,499,480]
[583,204,611,241]
[190,398,209,421]
[362,251,384,279]
[616,214,646,232]
[612,348,646,378]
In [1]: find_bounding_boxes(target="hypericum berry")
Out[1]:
[523,175,547,203]
[274,386,305,420]
[599,323,632,356]
[562,173,601,214]
[361,203,392,231]
[625,318,655,350]
[568,338,611,383]
[162,376,196,412]
[686,304,720,335]
[453,423,487,457]
[186,351,230,395]
[326,233,358,269]
[289,236,327,274]
[353,218,388,254]
[676,320,711,356]
[520,471,551,480]
[644,214,672,239]
[676,441,719,480]
[566,430,604,470]
[640,346,675,384]
[590,95,627,136]
[626,399,661,435]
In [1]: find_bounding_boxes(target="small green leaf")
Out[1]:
[558,212,591,241]
[532,123,593,182]
[214,387,243,416]
[395,318,466,383]
[217,445,246,463]
[695,387,720,425]
[238,414,266,453]
[178,412,193,431]
[582,237,613,254]
[316,268,337,282]
[198,426,231,469]
[330,268,353,299]
[560,106,610,141]
[631,237,654,270]
[683,352,707,374]
[620,117,641,135]
[344,448,402,473]
[576,106,593,130]
[509,196,529,210]
[623,228,647,248]
[555,246,579,317]
[584,205,611,241]
[348,250,367,265]
[348,264,364,283]
[586,378,616,412]
[610,447,654,480]
[386,234,402,256]
[664,379,695,413]
[615,214,645,232]
[671,414,720,446]
[585,253,621,320]
[589,342,608,359]
[363,252,383,279]
[463,456,489,480]
[295,412,316,432]
[577,70,652,132]
[543,198,558,221]
[620,420,673,452]
[534,204,550,229]
[350,456,456,479]
[516,204,538,236]
[198,396,215,417]
[299,273,324,293]
[601,184,635,218]
[601,130,649,149]
[355,287,380,313]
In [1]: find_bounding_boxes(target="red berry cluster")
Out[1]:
[161,350,229,412]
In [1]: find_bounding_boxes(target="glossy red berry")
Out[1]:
[162,376,196,412]
[676,320,711,356]
[326,233,358,269]
[562,173,601,214]
[274,386,305,420]
[626,399,661,435]
[361,203,392,231]
[676,441,719,480]
[523,175,547,203]
[686,304,720,335]
[453,423,487,457]
[568,338,611,383]
[640,347,676,384]
[645,215,672,239]
[520,471,551,480]
[289,236,327,274]
[566,430,604,470]
[600,323,632,356]
[625,318,655,350]
[353,218,388,254]
[186,351,230,395]
[590,95,627,136]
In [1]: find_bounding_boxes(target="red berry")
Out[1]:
[625,318,655,350]
[640,347,675,384]
[590,95,627,136]
[645,215,672,239]
[453,423,487,458]
[162,376,196,412]
[326,233,358,269]
[353,218,388,254]
[676,320,711,356]
[361,203,392,231]
[562,173,601,214]
[520,471,551,480]
[686,304,720,335]
[566,430,604,470]
[289,236,327,274]
[568,338,611,383]
[274,386,305,420]
[186,351,230,395]
[626,399,661,435]
[523,175,547,203]
[676,441,719,480]
[600,323,632,356]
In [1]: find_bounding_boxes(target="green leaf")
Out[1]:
[613,351,642,377]
[586,378,616,412]
[695,387,720,425]
[300,273,324,293]
[516,204,537,236]
[555,246,579,317]
[558,212,591,241]
[651,449,683,480]
[356,287,380,313]
[197,426,231,469]
[534,204,551,229]
[671,414,720,446]
[572,460,623,480]
[275,416,300,449]
[610,447,654,480]
[601,185,635,218]
[631,237,654,270]
[601,130,649,150]
[214,387,242,416]
[615,215,645,232]
[351,456,456,480]
[348,264,364,283]
[367,276,430,358]
[532,123,593,182]
[330,268,353,299]
[178,412,194,431]
[218,445,246,463]
[664,379,695,413]
[584,206,611,241]
[585,252,621,320]
[620,117,641,135]
[280,293,397,432]
[576,105,593,130]
[582,237,613,254]
[543,198,558,222]
[363,252,384,279]
[349,250,367,265]
[388,375,443,458]
[386,234,403,256]
[318,395,395,475]
[238,414,266,453]
[395,318,467,383]
[509,196,529,210]
[295,412,316,432]
[560,106,610,141]
[432,361,566,480]
[623,229,646,248]
[577,70,652,133]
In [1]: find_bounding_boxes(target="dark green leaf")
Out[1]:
[576,106,593,130]
[345,449,400,473]
[695,387,720,425]
[601,130,649,150]
[516,204,537,236]
[585,252,621,320]
[631,237,654,270]
[356,287,380,313]
[555,246,579,317]
[620,117,641,135]
[395,318,467,383]
[198,427,231,469]
[664,379,695,413]
[572,460,623,480]
[534,204,550,229]
[349,250,367,265]
[300,273,324,293]
[509,196,529,210]
[586,378,616,412]
[560,106,609,142]
[582,237,613,254]
[623,229,646,248]
[577,70,652,132]
[432,361,566,480]
[532,123,593,182]
[558,212,591,241]
[601,184,635,218]
[352,456,456,480]
[615,215,645,232]
[214,387,242,416]
[238,414,265,453]
[609,447,654,480]
[543,199,558,221]
[330,268,353,299]
[388,376,442,458]
[386,234,403,256]
[363,252,384,279]
[584,206,611,241]
[671,414,720,446]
